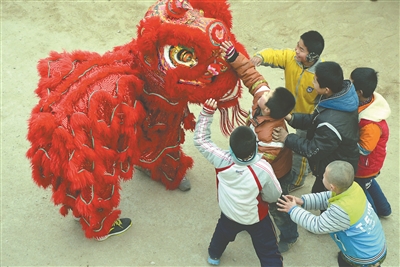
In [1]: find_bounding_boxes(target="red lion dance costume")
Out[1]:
[26,0,249,239]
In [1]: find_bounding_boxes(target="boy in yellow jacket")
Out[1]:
[251,31,325,192]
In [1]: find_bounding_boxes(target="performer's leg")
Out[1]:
[75,183,131,240]
[140,148,193,190]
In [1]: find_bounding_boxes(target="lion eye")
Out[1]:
[169,45,198,67]
[178,50,194,62]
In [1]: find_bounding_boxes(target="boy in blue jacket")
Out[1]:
[273,61,359,194]
[277,160,386,267]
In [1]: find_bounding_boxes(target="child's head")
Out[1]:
[229,126,257,162]
[314,61,344,94]
[296,30,324,63]
[350,67,378,98]
[322,160,354,194]
[257,87,295,119]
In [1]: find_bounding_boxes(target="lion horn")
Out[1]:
[166,0,192,18]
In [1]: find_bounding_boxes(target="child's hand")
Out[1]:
[221,41,234,53]
[220,41,236,61]
[250,56,262,67]
[277,195,299,213]
[272,127,288,143]
[283,194,304,205]
[203,98,218,113]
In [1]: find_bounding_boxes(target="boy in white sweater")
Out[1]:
[194,98,283,266]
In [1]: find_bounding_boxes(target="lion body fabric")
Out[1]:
[26,0,248,238]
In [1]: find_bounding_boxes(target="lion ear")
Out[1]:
[189,0,233,29]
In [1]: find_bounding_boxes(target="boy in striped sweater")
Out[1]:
[277,160,386,267]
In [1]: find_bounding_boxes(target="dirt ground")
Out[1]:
[1,0,399,266]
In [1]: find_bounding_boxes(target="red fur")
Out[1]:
[27,0,247,239]
[29,148,53,188]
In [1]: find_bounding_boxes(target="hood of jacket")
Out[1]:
[229,148,262,166]
[317,80,358,112]
[359,92,391,122]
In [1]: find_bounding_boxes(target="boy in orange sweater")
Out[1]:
[351,67,391,217]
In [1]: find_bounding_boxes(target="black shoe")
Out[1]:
[96,218,132,241]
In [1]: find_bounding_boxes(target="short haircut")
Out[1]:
[350,67,378,98]
[266,87,296,119]
[315,61,344,93]
[326,160,354,192]
[229,126,257,160]
[300,30,325,56]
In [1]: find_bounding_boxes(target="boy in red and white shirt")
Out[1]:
[194,98,283,266]
[351,67,391,217]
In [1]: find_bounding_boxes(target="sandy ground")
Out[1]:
[1,0,399,266]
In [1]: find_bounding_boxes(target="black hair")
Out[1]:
[300,30,325,56]
[266,87,296,119]
[315,61,344,93]
[229,126,257,160]
[350,67,378,98]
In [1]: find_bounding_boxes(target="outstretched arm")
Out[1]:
[251,48,293,69]
[277,192,350,234]
[285,120,341,160]
[193,99,229,168]
[276,194,304,213]
[220,41,269,95]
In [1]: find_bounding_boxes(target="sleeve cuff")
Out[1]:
[253,53,264,60]
[202,105,216,115]
[301,196,306,208]
[288,206,297,215]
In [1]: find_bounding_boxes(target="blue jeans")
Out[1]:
[291,129,310,186]
[208,213,283,267]
[355,174,391,217]
[269,171,299,243]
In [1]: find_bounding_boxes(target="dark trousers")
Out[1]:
[208,212,283,267]
[355,176,391,217]
[312,173,327,193]
[269,171,299,243]
[337,251,385,267]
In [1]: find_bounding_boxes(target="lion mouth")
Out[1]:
[178,79,205,86]
[178,77,240,104]
[178,72,216,86]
